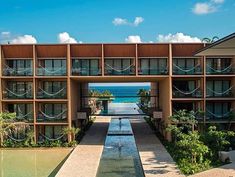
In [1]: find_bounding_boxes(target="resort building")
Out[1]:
[0,33,234,142]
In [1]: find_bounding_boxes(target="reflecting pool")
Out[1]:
[0,148,72,177]
[96,118,144,177]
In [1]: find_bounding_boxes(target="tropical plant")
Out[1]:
[167,109,198,140]
[0,112,16,147]
[202,126,235,158]
[62,127,80,141]
[202,36,219,43]
[137,89,150,108]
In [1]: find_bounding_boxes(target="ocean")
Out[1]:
[89,85,150,103]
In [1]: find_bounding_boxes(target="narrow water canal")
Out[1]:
[96,118,145,177]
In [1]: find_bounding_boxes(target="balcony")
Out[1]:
[206,88,233,97]
[206,65,235,75]
[3,87,33,99]
[138,58,168,75]
[37,110,67,122]
[206,109,234,120]
[173,64,202,75]
[104,58,135,75]
[173,58,202,75]
[72,59,101,76]
[37,67,66,76]
[173,85,202,98]
[72,68,101,76]
[7,104,33,122]
[3,67,33,76]
[37,87,67,99]
[206,58,234,75]
[15,111,34,122]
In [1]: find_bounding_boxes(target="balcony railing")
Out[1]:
[173,86,202,98]
[173,64,202,75]
[138,68,168,75]
[37,67,66,76]
[37,110,67,122]
[4,88,33,99]
[206,87,233,97]
[206,64,235,74]
[37,87,66,99]
[3,67,33,76]
[104,64,135,75]
[71,68,101,76]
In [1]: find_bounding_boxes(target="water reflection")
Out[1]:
[0,149,71,177]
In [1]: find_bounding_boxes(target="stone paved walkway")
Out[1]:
[56,117,111,177]
[130,117,184,177]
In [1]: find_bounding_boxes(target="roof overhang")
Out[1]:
[195,33,235,56]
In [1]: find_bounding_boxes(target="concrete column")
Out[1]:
[150,82,158,109]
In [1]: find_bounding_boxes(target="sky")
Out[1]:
[89,83,150,87]
[0,0,234,44]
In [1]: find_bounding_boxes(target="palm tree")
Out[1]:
[0,112,16,146]
[62,127,80,141]
[202,36,219,43]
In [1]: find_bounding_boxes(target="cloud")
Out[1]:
[11,35,37,44]
[192,0,225,15]
[133,17,144,26]
[125,35,142,43]
[112,17,144,26]
[1,31,10,37]
[157,33,201,43]
[58,32,78,43]
[211,0,224,4]
[192,2,216,14]
[112,18,128,26]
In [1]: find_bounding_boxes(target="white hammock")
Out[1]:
[173,63,200,73]
[39,109,67,119]
[39,87,66,97]
[4,64,32,73]
[206,109,234,118]
[105,63,134,72]
[39,133,65,141]
[173,85,200,95]
[207,63,233,73]
[207,86,233,95]
[38,64,65,74]
[7,134,26,142]
[5,87,32,97]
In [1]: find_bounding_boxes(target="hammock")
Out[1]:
[173,63,200,73]
[206,63,233,73]
[105,63,134,72]
[5,87,32,97]
[38,64,65,74]
[38,87,66,97]
[39,109,67,119]
[16,111,33,119]
[173,85,200,95]
[207,86,233,95]
[4,64,32,73]
[206,109,234,118]
[7,134,26,142]
[39,133,65,141]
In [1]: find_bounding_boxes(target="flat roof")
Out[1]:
[195,33,235,56]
